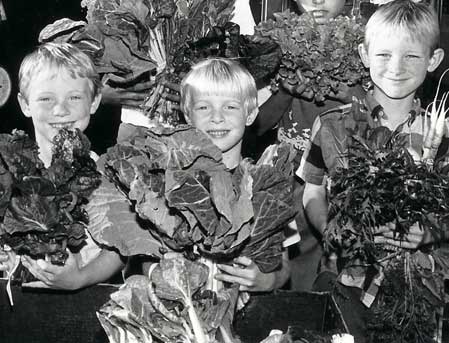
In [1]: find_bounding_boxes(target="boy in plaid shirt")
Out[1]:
[297,1,445,340]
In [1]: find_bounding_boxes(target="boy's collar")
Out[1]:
[364,90,421,126]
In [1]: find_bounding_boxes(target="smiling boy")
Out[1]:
[0,43,126,290]
[17,45,102,167]
[180,58,296,292]
[297,1,445,340]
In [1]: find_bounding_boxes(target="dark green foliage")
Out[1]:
[326,126,449,343]
[0,129,101,266]
[255,11,370,103]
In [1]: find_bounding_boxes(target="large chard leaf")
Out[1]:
[238,143,297,273]
[85,176,164,258]
[98,257,233,343]
[151,257,208,302]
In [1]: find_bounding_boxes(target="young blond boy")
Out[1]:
[0,43,126,290]
[298,1,445,340]
[180,58,295,292]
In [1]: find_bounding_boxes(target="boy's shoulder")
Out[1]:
[318,102,353,122]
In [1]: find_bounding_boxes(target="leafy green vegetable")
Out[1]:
[39,0,236,127]
[325,126,449,343]
[254,11,370,103]
[97,255,237,343]
[88,124,297,274]
[0,129,101,266]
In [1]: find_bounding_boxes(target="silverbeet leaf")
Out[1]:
[97,124,297,273]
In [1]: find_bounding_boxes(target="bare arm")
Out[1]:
[21,248,125,290]
[302,182,328,237]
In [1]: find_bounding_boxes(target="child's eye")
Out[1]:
[405,54,420,60]
[69,95,83,101]
[376,53,390,58]
[37,97,52,102]
[195,105,209,110]
[225,104,240,110]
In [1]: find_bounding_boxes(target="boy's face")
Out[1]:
[18,68,101,146]
[295,0,346,24]
[359,34,444,100]
[186,93,257,158]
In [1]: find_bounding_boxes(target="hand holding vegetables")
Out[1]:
[373,222,436,250]
[20,249,83,290]
[0,247,17,274]
[215,254,290,292]
[101,75,181,110]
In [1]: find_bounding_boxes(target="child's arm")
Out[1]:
[214,251,290,292]
[21,249,125,290]
[303,182,328,236]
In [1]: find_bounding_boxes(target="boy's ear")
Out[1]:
[17,93,32,118]
[358,43,370,68]
[427,48,445,72]
[246,108,258,126]
[90,93,102,114]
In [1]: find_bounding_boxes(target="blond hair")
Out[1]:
[19,42,101,100]
[364,0,440,54]
[180,58,258,117]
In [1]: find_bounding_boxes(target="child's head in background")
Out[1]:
[358,0,444,102]
[181,58,258,169]
[18,43,102,165]
[295,0,346,24]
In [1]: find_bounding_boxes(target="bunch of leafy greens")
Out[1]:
[254,11,370,103]
[325,126,449,343]
[171,22,282,89]
[38,0,235,127]
[0,129,101,266]
[98,255,238,343]
[87,124,297,274]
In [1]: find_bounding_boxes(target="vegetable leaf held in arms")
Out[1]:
[88,124,297,274]
[325,70,449,343]
[97,255,237,343]
[0,129,101,270]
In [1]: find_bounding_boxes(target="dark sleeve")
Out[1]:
[252,88,293,136]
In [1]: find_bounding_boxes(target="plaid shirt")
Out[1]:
[296,91,449,184]
[296,92,449,307]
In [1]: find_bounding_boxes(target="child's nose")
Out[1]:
[53,100,70,116]
[210,108,225,123]
[387,56,405,75]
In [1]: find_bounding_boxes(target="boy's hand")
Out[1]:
[101,79,155,108]
[101,75,181,109]
[373,222,436,249]
[327,82,353,103]
[215,256,275,292]
[279,79,314,101]
[0,249,18,273]
[21,250,84,290]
